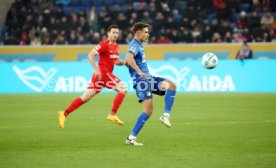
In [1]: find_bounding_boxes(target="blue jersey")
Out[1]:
[127,39,151,86]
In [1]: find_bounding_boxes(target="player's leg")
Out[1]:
[126,98,152,146]
[104,73,127,125]
[112,82,128,115]
[126,80,152,146]
[66,89,98,116]
[59,74,102,128]
[58,89,98,128]
[159,79,176,127]
[107,82,127,125]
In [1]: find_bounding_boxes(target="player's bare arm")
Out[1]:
[123,58,129,66]
[115,58,124,66]
[88,49,101,80]
[125,52,147,78]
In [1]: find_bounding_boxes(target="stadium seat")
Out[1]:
[1,26,8,38]
[258,12,266,17]
[239,3,251,12]
[55,0,70,5]
[95,6,103,14]
[133,2,148,11]
[207,13,216,24]
[116,0,126,6]
[230,22,236,29]
[81,0,92,6]
[73,6,89,14]
[233,13,240,21]
[69,0,81,6]
[132,2,140,11]
[120,4,128,13]
[104,0,116,6]
[175,1,188,14]
[92,0,104,7]
[63,7,73,15]
[173,13,182,23]
[110,4,127,13]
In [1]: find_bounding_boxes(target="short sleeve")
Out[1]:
[128,44,139,56]
[93,41,107,55]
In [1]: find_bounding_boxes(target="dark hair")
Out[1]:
[107,25,119,32]
[133,22,149,33]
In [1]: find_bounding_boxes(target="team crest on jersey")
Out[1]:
[130,46,136,52]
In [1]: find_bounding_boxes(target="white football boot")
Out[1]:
[125,137,143,146]
[160,115,171,128]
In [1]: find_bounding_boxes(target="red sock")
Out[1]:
[111,93,125,115]
[64,97,84,117]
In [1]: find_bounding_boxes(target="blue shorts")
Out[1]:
[134,76,166,103]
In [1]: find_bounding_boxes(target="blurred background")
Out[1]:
[0,0,276,45]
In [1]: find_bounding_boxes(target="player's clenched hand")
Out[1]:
[123,59,129,66]
[95,69,102,80]
[138,71,147,78]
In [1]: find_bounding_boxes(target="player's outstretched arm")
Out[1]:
[125,53,147,78]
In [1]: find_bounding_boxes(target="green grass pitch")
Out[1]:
[0,93,276,168]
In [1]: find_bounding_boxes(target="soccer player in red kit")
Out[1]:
[58,25,127,128]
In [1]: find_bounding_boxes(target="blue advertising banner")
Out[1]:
[1,60,276,93]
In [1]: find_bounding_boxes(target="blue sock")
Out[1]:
[164,90,176,115]
[131,112,149,136]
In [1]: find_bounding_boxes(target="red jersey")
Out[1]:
[93,39,119,74]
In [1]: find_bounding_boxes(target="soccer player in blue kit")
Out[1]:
[124,22,177,146]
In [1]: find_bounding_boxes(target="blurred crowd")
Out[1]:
[1,0,276,45]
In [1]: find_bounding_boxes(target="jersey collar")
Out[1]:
[134,38,143,47]
[107,39,116,45]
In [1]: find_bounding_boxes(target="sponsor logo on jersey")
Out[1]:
[110,55,119,58]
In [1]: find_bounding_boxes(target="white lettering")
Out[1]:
[68,77,74,92]
[75,77,88,92]
[188,76,201,91]
[54,77,89,92]
[55,77,70,92]
[110,55,119,58]
[209,75,221,91]
[222,75,235,91]
[185,75,236,92]
[202,75,208,91]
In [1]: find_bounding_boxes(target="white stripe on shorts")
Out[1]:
[106,73,118,84]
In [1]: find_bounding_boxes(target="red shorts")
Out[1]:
[87,72,121,93]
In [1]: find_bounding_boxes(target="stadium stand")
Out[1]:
[0,0,276,45]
